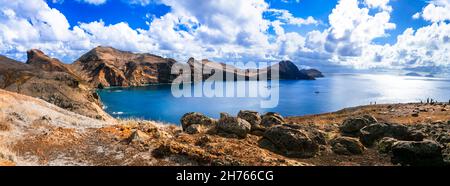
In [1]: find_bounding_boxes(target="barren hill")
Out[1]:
[0,53,111,120]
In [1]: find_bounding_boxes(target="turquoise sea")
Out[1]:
[97,73,450,124]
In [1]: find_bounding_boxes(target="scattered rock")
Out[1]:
[126,130,150,143]
[180,112,217,132]
[283,124,328,145]
[362,114,378,124]
[260,125,319,158]
[359,123,424,147]
[412,112,419,117]
[237,110,261,129]
[217,113,251,138]
[330,136,365,155]
[261,112,284,127]
[391,140,444,166]
[339,116,373,136]
[185,124,207,134]
[377,137,398,154]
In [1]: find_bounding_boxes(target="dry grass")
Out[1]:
[287,103,450,126]
[0,121,11,131]
[0,144,16,166]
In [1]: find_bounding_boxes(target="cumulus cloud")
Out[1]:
[325,0,395,58]
[364,0,392,12]
[318,0,450,70]
[267,9,318,26]
[422,0,450,22]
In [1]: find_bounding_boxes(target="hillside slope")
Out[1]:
[0,53,112,121]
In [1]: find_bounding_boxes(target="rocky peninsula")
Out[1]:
[1,47,449,166]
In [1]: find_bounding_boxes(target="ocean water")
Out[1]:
[97,73,450,124]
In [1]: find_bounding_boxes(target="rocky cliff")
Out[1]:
[0,53,112,121]
[71,46,178,88]
[300,68,324,78]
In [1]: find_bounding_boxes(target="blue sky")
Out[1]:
[1,0,449,73]
[46,0,430,44]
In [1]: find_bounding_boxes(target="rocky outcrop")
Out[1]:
[26,49,74,74]
[180,112,217,133]
[0,53,111,121]
[377,137,398,154]
[237,110,262,129]
[263,60,315,80]
[360,123,425,147]
[217,113,251,138]
[390,140,444,166]
[71,46,178,87]
[260,124,321,158]
[300,68,324,78]
[339,115,377,136]
[261,112,285,127]
[330,136,365,155]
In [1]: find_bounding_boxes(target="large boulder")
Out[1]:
[180,112,217,132]
[261,112,285,127]
[360,123,425,147]
[282,124,328,145]
[217,113,251,138]
[377,137,398,154]
[184,124,207,134]
[260,125,320,158]
[339,116,376,136]
[391,140,444,166]
[126,130,150,144]
[237,110,262,129]
[330,136,365,155]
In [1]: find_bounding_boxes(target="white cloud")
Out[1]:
[77,0,107,5]
[0,0,84,59]
[412,12,420,19]
[422,0,450,22]
[267,9,318,26]
[317,0,450,70]
[325,0,395,58]
[126,0,152,6]
[364,0,392,12]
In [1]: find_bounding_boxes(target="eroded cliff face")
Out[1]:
[71,46,178,88]
[0,53,112,121]
[186,58,317,81]
[26,49,74,74]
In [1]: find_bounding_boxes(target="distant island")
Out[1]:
[404,72,422,77]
